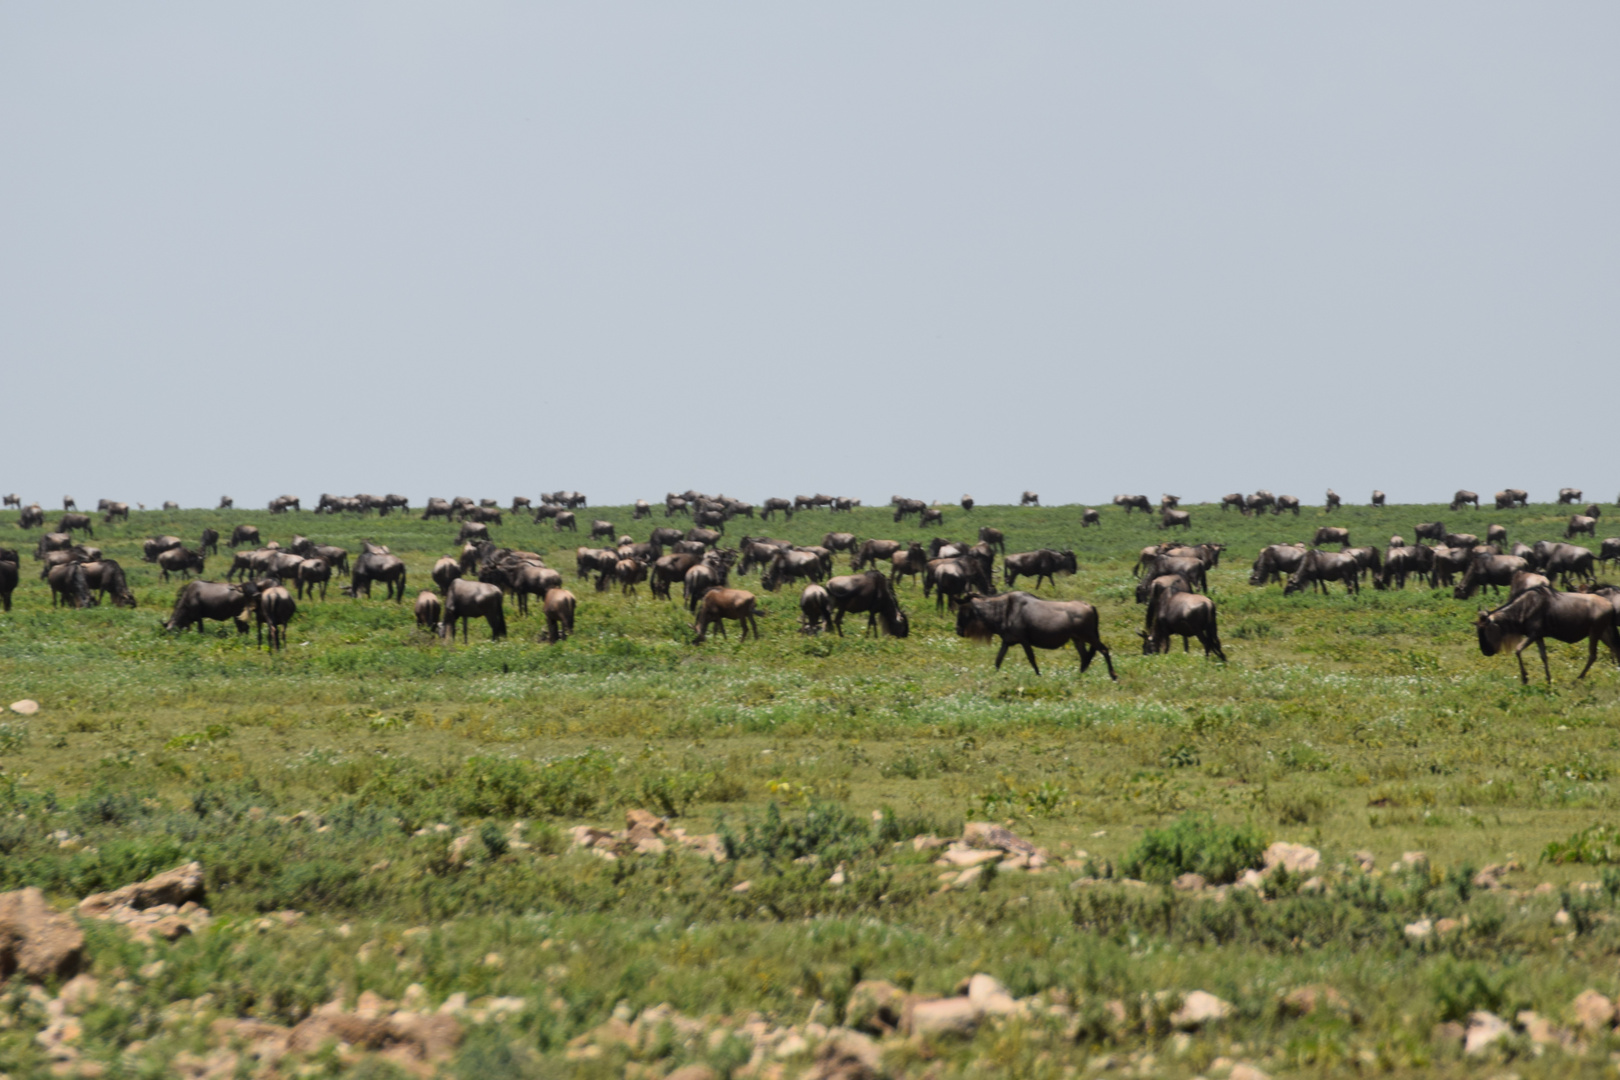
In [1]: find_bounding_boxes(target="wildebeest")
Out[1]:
[1442,532,1479,550]
[1020,491,1040,506]
[421,498,452,521]
[1533,541,1596,588]
[1371,490,1385,507]
[161,501,179,512]
[1160,509,1191,530]
[1559,488,1584,505]
[46,562,96,608]
[295,557,330,600]
[686,527,722,548]
[1274,495,1300,516]
[1283,550,1361,595]
[2,495,18,509]
[1476,587,1620,684]
[891,498,926,523]
[799,583,833,633]
[926,554,995,612]
[1426,545,1473,589]
[254,586,296,651]
[57,513,93,537]
[1486,524,1507,547]
[1493,491,1515,510]
[649,552,705,600]
[852,538,902,571]
[100,502,129,523]
[760,497,793,522]
[1139,579,1226,660]
[1246,492,1275,515]
[158,548,205,582]
[439,579,506,643]
[1505,488,1529,507]
[1135,555,1207,599]
[553,512,577,532]
[458,521,491,544]
[692,588,759,643]
[684,556,732,609]
[1451,490,1480,511]
[821,532,859,561]
[1220,493,1245,512]
[1454,555,1529,599]
[82,560,136,607]
[1113,494,1151,514]
[143,535,184,562]
[62,496,76,511]
[432,557,461,595]
[268,495,300,514]
[1599,538,1620,567]
[1414,522,1445,544]
[977,527,1006,555]
[18,505,45,529]
[35,532,73,560]
[1003,549,1076,590]
[1161,495,1181,510]
[919,507,944,527]
[1081,508,1100,527]
[762,548,825,592]
[823,571,909,637]
[414,590,441,628]
[313,545,349,574]
[1585,504,1602,521]
[960,495,974,513]
[164,580,254,633]
[954,591,1116,678]
[1324,489,1341,512]
[350,551,407,600]
[1568,515,1597,539]
[0,558,17,611]
[1342,547,1383,582]
[229,524,260,548]
[542,588,577,643]
[889,543,930,588]
[198,527,219,556]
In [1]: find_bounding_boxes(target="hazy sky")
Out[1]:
[3,5,1615,508]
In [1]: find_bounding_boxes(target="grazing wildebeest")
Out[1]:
[1274,495,1300,516]
[229,525,260,548]
[19,505,45,529]
[852,538,902,571]
[543,588,576,643]
[199,527,219,556]
[101,502,129,523]
[889,543,930,589]
[1477,587,1620,684]
[165,580,254,633]
[508,496,533,516]
[214,495,233,511]
[1454,555,1529,599]
[1324,489,1341,512]
[664,497,689,518]
[46,562,97,608]
[2,495,18,509]
[761,498,793,521]
[977,527,1006,555]
[35,532,73,560]
[693,509,728,531]
[1486,524,1507,547]
[1414,522,1445,545]
[1283,550,1361,595]
[1135,556,1207,599]
[161,501,179,512]
[82,561,136,608]
[255,586,296,651]
[1371,490,1385,507]
[1139,577,1225,660]
[1585,504,1602,521]
[295,557,330,600]
[439,579,506,643]
[892,498,926,523]
[1506,488,1529,507]
[960,495,974,513]
[1164,543,1223,569]
[648,527,684,549]
[414,590,441,628]
[1534,541,1596,588]
[737,537,786,576]
[1426,545,1473,589]
[1220,493,1245,512]
[1081,508,1100,527]
[1569,515,1598,539]
[824,571,909,637]
[421,498,453,521]
[1248,491,1276,514]
[0,559,15,612]
[269,495,300,514]
[57,513,93,537]
[1600,537,1620,568]
[686,527,722,547]
[799,583,833,633]
[692,588,759,643]
[613,558,648,596]
[919,506,944,527]
[1443,532,1479,550]
[954,591,1116,678]
[433,553,466,589]
[822,532,859,561]
[1510,571,1551,598]
[158,548,205,582]
[926,555,995,612]
[1114,494,1151,514]
[350,551,407,600]
[457,521,491,544]
[1451,490,1480,511]
[143,535,184,562]
[1020,492,1040,506]
[1161,495,1181,510]
[1003,549,1076,590]
[313,545,349,574]
[1160,509,1191,530]
[553,512,577,532]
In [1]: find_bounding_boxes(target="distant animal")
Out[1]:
[255,586,296,651]
[229,525,260,548]
[1219,493,1245,512]
[217,496,233,510]
[1324,489,1341,512]
[199,528,219,556]
[553,511,577,532]
[1451,490,1480,511]
[543,588,577,643]
[1020,491,1040,506]
[414,590,442,628]
[824,572,909,637]
[57,514,93,537]
[162,501,179,512]
[1113,494,1151,514]
[1568,515,1598,539]
[101,502,129,523]
[1413,522,1445,544]
[1274,495,1300,516]
[1283,550,1361,595]
[1312,527,1349,548]
[1454,555,1529,599]
[1160,509,1190,530]
[157,548,205,582]
[349,551,407,601]
[1371,490,1385,507]
[0,559,18,611]
[960,495,974,513]
[799,583,833,634]
[440,579,507,643]
[1476,587,1620,684]
[1003,549,1076,590]
[1082,509,1100,527]
[954,591,1116,678]
[691,588,758,643]
[1559,488,1584,505]
[295,557,330,600]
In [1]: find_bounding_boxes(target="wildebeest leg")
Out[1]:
[1576,633,1602,680]
[1020,644,1041,674]
[993,641,1011,670]
[1182,635,1191,653]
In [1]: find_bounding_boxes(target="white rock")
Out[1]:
[8,700,38,716]
[1464,1010,1511,1055]
[1171,991,1232,1029]
[1262,842,1320,875]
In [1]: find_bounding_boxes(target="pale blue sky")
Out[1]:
[3,5,1615,507]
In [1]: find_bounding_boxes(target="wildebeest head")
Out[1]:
[953,594,996,642]
[1474,609,1521,658]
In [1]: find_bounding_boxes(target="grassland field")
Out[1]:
[2,497,1620,1078]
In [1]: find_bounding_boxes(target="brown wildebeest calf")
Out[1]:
[692,588,759,643]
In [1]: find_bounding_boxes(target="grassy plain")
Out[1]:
[2,497,1620,1077]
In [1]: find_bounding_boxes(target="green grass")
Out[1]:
[1,498,1619,1076]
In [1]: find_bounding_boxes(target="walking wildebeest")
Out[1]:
[761,498,794,521]
[164,580,255,634]
[1113,494,1151,514]
[255,586,296,651]
[143,535,184,562]
[1568,515,1597,539]
[1003,549,1076,590]
[46,562,96,608]
[1283,550,1361,595]
[1160,509,1191,530]
[229,524,260,548]
[215,496,233,511]
[296,557,331,600]
[1443,532,1479,550]
[1534,541,1596,588]
[101,502,129,523]
[57,514,93,537]
[0,559,18,612]
[199,528,219,556]
[18,505,45,529]
[62,496,76,511]
[350,551,407,600]
[1082,508,1100,527]
[1324,489,1341,512]
[691,588,759,643]
[1559,488,1584,505]
[2,495,18,510]
[158,548,206,582]
[821,532,859,561]
[543,588,576,643]
[1454,555,1529,599]
[1020,492,1040,506]
[824,571,909,637]
[1600,538,1620,568]
[414,590,442,628]
[889,543,930,588]
[1244,492,1274,515]
[83,560,136,608]
[553,512,577,532]
[1476,587,1620,684]
[852,538,902,571]
[1414,522,1445,544]
[1451,490,1479,511]
[1486,524,1507,547]
[1426,545,1473,589]
[977,527,1006,555]
[440,579,507,643]
[954,591,1116,678]
[799,583,833,634]
[1220,493,1245,512]
[1274,495,1300,516]
[1139,579,1226,660]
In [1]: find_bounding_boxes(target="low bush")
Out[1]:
[1119,813,1267,885]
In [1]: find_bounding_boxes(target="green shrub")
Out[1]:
[1119,813,1267,885]
[1543,824,1620,864]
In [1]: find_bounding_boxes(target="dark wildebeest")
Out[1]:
[62,496,76,511]
[269,495,300,514]
[824,571,909,637]
[684,557,731,609]
[35,532,72,560]
[82,561,136,608]
[314,545,349,574]
[101,502,129,523]
[1443,532,1479,550]
[0,559,15,612]
[19,505,45,529]
[650,552,705,600]
[1451,490,1480,511]
[458,521,491,544]
[1559,488,1584,505]
[1454,555,1529,599]
[1568,515,1598,539]
[693,509,728,531]
[852,538,902,571]
[414,591,442,628]
[1220,493,1245,512]
[799,583,833,634]
[888,543,930,589]
[543,588,576,643]
[158,548,205,582]
[692,588,759,643]
[440,579,506,643]
[1283,550,1361,595]
[1426,545,1473,589]
[57,513,93,537]
[1371,490,1386,507]
[892,498,926,523]
[919,507,944,527]
[1164,542,1223,569]
[575,547,620,587]
[629,499,651,520]
[229,524,260,548]
[1139,577,1226,660]
[432,556,462,595]
[664,497,689,518]
[1492,491,1514,510]
[822,533,859,562]
[511,496,533,515]
[1113,494,1151,514]
[296,557,330,600]
[350,551,407,600]
[1585,504,1602,521]
[954,591,1116,678]
[738,537,786,576]
[686,527,722,548]
[1534,541,1596,588]
[648,526,684,549]
[1244,492,1274,515]
[613,558,647,596]
[46,562,96,608]
[1135,556,1207,600]
[1414,522,1445,545]
[960,495,974,513]
[422,498,453,521]
[1003,549,1076,590]
[255,586,296,651]
[1599,537,1620,568]
[833,497,859,512]
[162,501,179,512]
[164,580,254,633]
[978,527,1006,555]
[1161,494,1181,510]
[926,554,995,612]
[1274,495,1301,516]
[1506,488,1529,507]
[1082,508,1100,527]
[1160,509,1191,530]
[553,512,577,532]
[1486,524,1507,547]
[1343,547,1383,582]
[1020,491,1040,506]
[2,495,18,509]
[199,527,219,556]
[1324,489,1341,513]
[143,535,184,562]
[761,498,794,521]
[1380,543,1434,590]
[1477,588,1620,684]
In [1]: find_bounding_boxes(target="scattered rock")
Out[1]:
[907,996,983,1038]
[845,981,909,1035]
[1280,984,1354,1020]
[79,862,204,916]
[911,835,946,852]
[1173,873,1207,892]
[1434,917,1462,936]
[962,822,1037,856]
[8,700,38,716]
[952,866,984,890]
[1570,989,1615,1031]
[1464,1010,1511,1055]
[1517,1010,1572,1049]
[731,881,752,894]
[1262,842,1320,876]
[0,887,84,982]
[1404,918,1433,940]
[1171,991,1232,1030]
[1352,850,1376,873]
[1228,1065,1270,1080]
[966,974,1019,1017]
[666,1067,718,1080]
[1400,851,1428,868]
[1431,1020,1465,1046]
[938,848,1002,869]
[805,1030,882,1080]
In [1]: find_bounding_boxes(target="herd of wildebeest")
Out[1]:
[4,486,1620,685]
